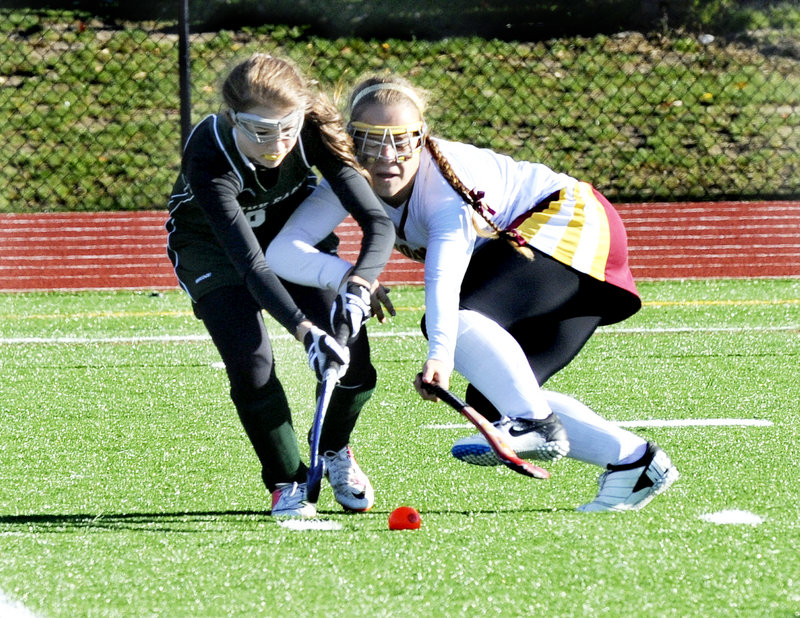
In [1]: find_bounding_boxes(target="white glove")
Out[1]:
[330,281,372,344]
[303,325,350,381]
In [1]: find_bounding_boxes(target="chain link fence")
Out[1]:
[1,4,798,213]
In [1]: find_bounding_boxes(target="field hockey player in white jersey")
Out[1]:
[266,74,679,512]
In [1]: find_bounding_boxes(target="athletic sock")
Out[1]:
[616,442,649,465]
[542,390,647,467]
[233,376,306,491]
[454,309,552,420]
[318,382,375,453]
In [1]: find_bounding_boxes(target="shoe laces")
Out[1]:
[495,417,514,430]
[275,482,305,505]
[595,470,611,491]
[324,448,363,488]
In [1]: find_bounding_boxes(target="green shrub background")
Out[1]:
[0,2,798,212]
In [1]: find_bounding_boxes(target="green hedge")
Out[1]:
[1,4,798,212]
[4,1,793,38]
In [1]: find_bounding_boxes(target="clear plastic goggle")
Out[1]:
[230,109,304,145]
[348,121,426,163]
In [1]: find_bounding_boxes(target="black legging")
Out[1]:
[194,282,376,491]
[440,238,634,421]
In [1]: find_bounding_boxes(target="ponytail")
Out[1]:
[307,93,367,178]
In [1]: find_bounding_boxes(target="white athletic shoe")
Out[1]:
[577,443,679,512]
[271,482,316,518]
[451,413,569,466]
[323,446,374,512]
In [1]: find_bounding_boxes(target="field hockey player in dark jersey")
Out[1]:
[166,54,395,518]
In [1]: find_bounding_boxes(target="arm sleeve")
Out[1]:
[422,204,476,369]
[306,129,395,285]
[266,181,355,290]
[183,148,306,333]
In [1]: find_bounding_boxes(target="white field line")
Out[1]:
[1,323,798,345]
[615,418,773,427]
[597,325,799,334]
[0,591,37,618]
[699,510,764,525]
[276,519,343,531]
[0,334,215,344]
[0,297,797,322]
[0,331,410,344]
[427,418,773,430]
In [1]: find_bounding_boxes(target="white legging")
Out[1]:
[454,309,646,467]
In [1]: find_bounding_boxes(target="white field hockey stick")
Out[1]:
[306,324,350,504]
[420,380,550,480]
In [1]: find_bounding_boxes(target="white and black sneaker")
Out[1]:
[271,482,316,518]
[323,446,374,512]
[451,413,569,466]
[577,443,679,512]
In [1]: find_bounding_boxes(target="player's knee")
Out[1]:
[231,371,290,428]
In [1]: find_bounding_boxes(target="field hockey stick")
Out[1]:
[306,324,350,504]
[419,380,550,480]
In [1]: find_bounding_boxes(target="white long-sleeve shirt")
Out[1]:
[268,138,626,369]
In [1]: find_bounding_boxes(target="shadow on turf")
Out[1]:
[0,506,568,532]
[0,510,273,533]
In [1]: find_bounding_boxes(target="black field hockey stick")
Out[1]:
[306,324,350,504]
[419,379,550,480]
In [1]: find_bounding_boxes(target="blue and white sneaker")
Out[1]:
[577,443,679,512]
[451,413,569,466]
[323,446,374,512]
[271,482,316,518]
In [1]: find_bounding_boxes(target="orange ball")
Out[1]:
[388,506,422,530]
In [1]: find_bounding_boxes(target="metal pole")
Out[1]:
[178,0,191,148]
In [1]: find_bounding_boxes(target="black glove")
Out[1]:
[330,281,372,344]
[303,325,350,381]
[370,283,396,323]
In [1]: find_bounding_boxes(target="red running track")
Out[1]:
[1,202,799,291]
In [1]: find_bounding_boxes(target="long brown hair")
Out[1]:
[222,53,362,172]
[349,74,532,257]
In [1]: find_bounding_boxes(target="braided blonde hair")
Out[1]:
[424,139,533,258]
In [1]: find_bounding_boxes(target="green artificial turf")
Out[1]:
[1,280,799,616]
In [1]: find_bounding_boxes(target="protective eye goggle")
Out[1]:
[230,109,304,145]
[348,121,426,163]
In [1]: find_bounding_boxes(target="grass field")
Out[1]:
[1,279,799,617]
